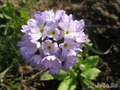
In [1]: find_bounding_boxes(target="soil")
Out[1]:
[0,0,120,90]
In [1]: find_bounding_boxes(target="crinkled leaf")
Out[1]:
[58,76,77,90]
[52,70,67,80]
[83,56,99,68]
[81,68,101,80]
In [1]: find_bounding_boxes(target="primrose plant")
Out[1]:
[18,10,102,90]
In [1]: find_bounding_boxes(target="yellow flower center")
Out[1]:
[65,30,70,35]
[64,43,68,47]
[51,31,56,35]
[40,28,44,33]
[47,46,52,50]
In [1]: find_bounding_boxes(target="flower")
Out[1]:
[18,9,86,74]
[42,40,59,55]
[41,55,62,74]
[59,37,78,56]
[47,22,60,41]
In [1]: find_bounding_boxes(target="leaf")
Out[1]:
[116,79,120,88]
[58,76,77,90]
[2,10,12,20]
[40,71,54,81]
[0,25,6,28]
[81,68,101,80]
[20,8,29,22]
[0,66,10,79]
[83,42,112,55]
[52,70,67,80]
[93,39,112,54]
[79,76,94,90]
[0,14,4,18]
[79,76,103,90]
[85,25,107,27]
[2,1,15,20]
[83,56,99,68]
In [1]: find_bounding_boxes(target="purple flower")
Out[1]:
[74,31,87,44]
[28,18,53,40]
[59,37,78,56]
[61,50,78,71]
[17,9,86,74]
[27,55,46,70]
[42,40,59,55]
[47,22,60,41]
[41,55,62,74]
[18,39,40,54]
[19,47,33,60]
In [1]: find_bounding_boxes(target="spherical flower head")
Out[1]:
[17,9,87,74]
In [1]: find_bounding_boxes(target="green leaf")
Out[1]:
[52,70,67,80]
[2,10,12,20]
[0,25,6,28]
[40,71,54,81]
[81,68,101,80]
[79,76,93,90]
[79,76,103,90]
[20,8,29,22]
[85,25,107,27]
[93,39,112,54]
[67,69,77,78]
[0,14,4,18]
[116,79,120,88]
[2,1,15,20]
[83,56,99,68]
[83,42,112,55]
[58,76,77,90]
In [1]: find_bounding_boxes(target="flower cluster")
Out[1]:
[17,9,86,74]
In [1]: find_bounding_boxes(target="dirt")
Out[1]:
[0,0,120,90]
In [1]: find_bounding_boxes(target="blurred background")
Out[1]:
[0,0,120,90]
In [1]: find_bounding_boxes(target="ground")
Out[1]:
[0,0,120,90]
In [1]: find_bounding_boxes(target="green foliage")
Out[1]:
[116,79,120,88]
[83,37,112,55]
[83,56,99,68]
[52,70,68,80]
[0,1,28,71]
[40,71,54,80]
[79,76,102,90]
[80,68,101,80]
[0,1,29,89]
[58,76,77,90]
